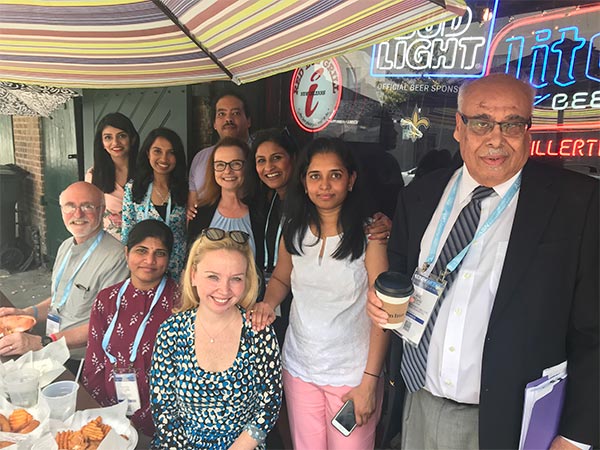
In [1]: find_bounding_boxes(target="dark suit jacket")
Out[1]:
[187,196,265,269]
[386,159,599,448]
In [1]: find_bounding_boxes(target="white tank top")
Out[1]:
[282,230,370,386]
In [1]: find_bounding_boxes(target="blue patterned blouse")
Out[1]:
[121,181,187,281]
[150,307,282,449]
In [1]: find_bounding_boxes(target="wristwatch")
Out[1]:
[41,335,53,347]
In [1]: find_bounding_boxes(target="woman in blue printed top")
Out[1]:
[121,127,187,281]
[150,228,282,450]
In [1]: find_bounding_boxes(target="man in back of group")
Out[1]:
[187,91,252,217]
[0,181,129,371]
[368,73,598,448]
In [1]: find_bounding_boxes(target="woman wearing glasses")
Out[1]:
[150,228,282,450]
[121,128,188,281]
[86,112,139,240]
[82,219,178,441]
[187,137,263,264]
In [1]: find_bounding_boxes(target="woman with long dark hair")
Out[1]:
[86,112,139,239]
[251,138,389,450]
[121,127,188,281]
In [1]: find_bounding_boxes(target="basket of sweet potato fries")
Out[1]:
[54,416,129,450]
[0,407,45,448]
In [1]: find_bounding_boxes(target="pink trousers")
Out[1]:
[283,370,383,450]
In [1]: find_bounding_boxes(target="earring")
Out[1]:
[348,185,353,192]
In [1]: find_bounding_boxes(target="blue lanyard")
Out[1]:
[425,170,521,276]
[145,182,171,226]
[263,193,282,270]
[101,276,167,365]
[51,231,104,310]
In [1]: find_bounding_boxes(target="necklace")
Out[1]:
[197,311,238,343]
[153,186,170,205]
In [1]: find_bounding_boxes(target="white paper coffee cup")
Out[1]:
[374,271,413,330]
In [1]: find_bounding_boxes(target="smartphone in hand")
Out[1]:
[331,399,357,436]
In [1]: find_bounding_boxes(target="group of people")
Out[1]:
[0,73,596,450]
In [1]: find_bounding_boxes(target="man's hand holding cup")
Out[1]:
[370,271,414,330]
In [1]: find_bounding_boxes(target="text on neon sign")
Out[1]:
[373,8,487,73]
[550,90,600,110]
[504,27,599,94]
[530,138,599,157]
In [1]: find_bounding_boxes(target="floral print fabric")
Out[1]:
[82,277,179,436]
[121,181,187,281]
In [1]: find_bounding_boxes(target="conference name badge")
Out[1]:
[394,270,446,346]
[114,369,141,416]
[46,311,61,335]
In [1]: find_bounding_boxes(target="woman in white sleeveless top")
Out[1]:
[251,138,389,450]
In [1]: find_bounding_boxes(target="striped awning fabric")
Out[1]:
[0,0,467,88]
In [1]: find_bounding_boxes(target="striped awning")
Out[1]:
[0,0,467,89]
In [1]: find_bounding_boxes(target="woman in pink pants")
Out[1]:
[251,138,389,449]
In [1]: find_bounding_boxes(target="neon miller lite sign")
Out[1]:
[488,4,600,112]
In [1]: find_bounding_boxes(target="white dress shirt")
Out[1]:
[417,165,521,404]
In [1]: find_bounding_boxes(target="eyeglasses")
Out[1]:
[213,159,245,172]
[200,228,250,245]
[60,203,101,214]
[459,113,532,137]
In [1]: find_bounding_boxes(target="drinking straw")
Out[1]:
[74,359,84,384]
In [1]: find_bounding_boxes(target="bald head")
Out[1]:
[59,181,104,206]
[59,181,105,243]
[457,73,535,116]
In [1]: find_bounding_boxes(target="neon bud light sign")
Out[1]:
[370,2,497,78]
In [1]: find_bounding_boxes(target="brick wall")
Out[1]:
[12,116,47,257]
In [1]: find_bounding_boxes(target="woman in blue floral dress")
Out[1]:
[150,228,282,449]
[121,127,187,281]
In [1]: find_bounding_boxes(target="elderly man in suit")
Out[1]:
[368,73,598,449]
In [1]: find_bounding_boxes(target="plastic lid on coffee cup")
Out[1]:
[374,271,414,297]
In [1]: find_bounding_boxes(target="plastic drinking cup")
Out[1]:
[3,368,40,407]
[41,380,78,421]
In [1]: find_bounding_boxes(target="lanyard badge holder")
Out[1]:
[47,231,104,336]
[394,269,446,346]
[114,369,142,416]
[263,194,283,317]
[145,182,171,226]
[395,171,521,347]
[102,276,167,416]
[46,311,61,335]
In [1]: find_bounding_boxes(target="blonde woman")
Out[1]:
[150,228,282,450]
